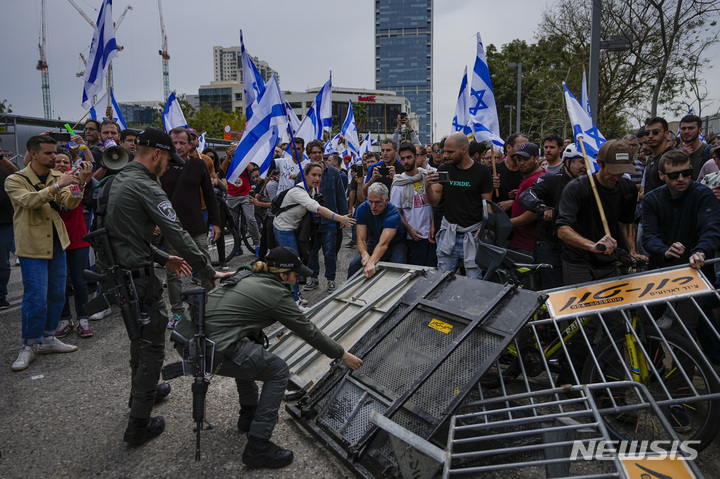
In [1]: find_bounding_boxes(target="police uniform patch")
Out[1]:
[157,200,177,221]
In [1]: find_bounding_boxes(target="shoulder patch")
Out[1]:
[154,189,166,196]
[157,200,177,221]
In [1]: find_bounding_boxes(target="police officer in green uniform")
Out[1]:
[95,129,230,446]
[174,246,363,469]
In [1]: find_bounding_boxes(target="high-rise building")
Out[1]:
[212,46,278,84]
[375,0,433,142]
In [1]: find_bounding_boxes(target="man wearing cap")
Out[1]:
[173,246,362,469]
[517,144,588,288]
[509,142,545,259]
[95,128,230,447]
[556,139,644,285]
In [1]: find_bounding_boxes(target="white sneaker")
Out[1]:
[89,307,112,320]
[12,345,36,371]
[37,337,78,355]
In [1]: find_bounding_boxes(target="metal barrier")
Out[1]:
[288,272,545,478]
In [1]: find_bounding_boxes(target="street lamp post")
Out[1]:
[508,62,522,132]
[504,105,514,138]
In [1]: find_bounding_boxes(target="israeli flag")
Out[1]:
[162,91,188,133]
[240,32,266,121]
[81,0,118,110]
[341,100,361,159]
[581,71,592,119]
[89,91,108,121]
[563,81,604,166]
[358,132,373,162]
[110,89,127,130]
[197,132,207,153]
[226,75,288,183]
[294,74,332,141]
[452,66,473,137]
[324,133,343,155]
[469,33,504,147]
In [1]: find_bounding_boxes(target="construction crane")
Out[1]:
[158,0,170,100]
[76,53,87,78]
[37,0,52,118]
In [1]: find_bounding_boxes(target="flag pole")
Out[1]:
[285,114,309,193]
[72,110,93,130]
[490,143,498,197]
[577,134,610,239]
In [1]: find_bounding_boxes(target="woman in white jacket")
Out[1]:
[273,162,355,305]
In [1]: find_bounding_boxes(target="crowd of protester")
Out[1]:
[4,112,720,372]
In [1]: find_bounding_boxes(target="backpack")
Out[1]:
[270,185,305,216]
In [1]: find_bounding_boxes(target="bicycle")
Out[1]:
[207,192,242,267]
[474,205,720,452]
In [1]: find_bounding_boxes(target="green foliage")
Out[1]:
[354,102,369,132]
[0,99,12,114]
[146,93,246,138]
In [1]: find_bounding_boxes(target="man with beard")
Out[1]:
[426,132,493,279]
[390,144,436,266]
[493,133,527,212]
[518,144,587,288]
[679,114,715,180]
[641,117,674,196]
[508,143,545,259]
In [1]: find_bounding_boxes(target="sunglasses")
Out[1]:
[433,149,443,153]
[665,168,692,180]
[644,128,662,136]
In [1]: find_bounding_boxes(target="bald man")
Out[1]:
[426,133,493,279]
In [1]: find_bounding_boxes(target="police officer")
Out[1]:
[95,128,230,446]
[174,246,363,469]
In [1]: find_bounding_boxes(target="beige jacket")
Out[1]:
[5,165,82,259]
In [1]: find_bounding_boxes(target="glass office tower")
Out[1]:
[375,0,433,143]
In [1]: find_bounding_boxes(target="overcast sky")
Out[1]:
[2,0,719,141]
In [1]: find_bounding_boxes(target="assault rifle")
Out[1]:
[161,288,215,461]
[82,228,150,341]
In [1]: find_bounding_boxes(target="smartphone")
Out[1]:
[50,132,72,142]
[400,112,408,119]
[354,164,364,176]
[378,165,390,177]
[437,171,450,183]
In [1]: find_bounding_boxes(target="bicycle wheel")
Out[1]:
[581,329,720,452]
[207,224,239,266]
[237,210,254,252]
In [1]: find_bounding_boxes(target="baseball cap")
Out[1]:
[265,246,313,277]
[562,144,583,162]
[514,142,540,158]
[597,139,635,175]
[134,128,185,165]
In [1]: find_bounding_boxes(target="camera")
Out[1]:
[437,171,450,183]
[50,131,72,142]
[378,165,390,177]
[353,164,364,176]
[400,112,407,120]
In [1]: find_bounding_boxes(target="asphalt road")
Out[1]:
[2,228,720,478]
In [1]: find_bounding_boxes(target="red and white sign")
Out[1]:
[358,95,376,102]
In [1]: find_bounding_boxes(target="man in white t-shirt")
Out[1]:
[390,143,436,266]
[272,137,308,193]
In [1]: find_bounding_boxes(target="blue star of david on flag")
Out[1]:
[469,88,488,115]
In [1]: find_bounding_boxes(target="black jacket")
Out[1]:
[518,168,575,244]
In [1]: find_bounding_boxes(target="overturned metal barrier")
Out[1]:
[268,262,435,397]
[287,272,545,478]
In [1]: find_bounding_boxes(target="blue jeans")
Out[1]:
[273,226,300,301]
[309,222,337,280]
[0,224,13,299]
[61,247,90,320]
[19,241,67,345]
[347,242,408,278]
[435,229,482,280]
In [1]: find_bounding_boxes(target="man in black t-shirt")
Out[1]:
[492,133,527,212]
[427,132,493,279]
[556,140,645,284]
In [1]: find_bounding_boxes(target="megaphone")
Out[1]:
[101,139,129,171]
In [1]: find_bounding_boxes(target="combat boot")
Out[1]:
[123,416,165,446]
[237,405,258,432]
[242,435,294,469]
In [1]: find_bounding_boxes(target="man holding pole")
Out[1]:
[556,139,645,285]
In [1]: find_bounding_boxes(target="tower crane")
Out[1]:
[158,0,170,100]
[37,0,52,119]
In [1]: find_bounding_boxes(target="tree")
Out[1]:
[0,99,12,114]
[354,102,369,133]
[541,0,720,122]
